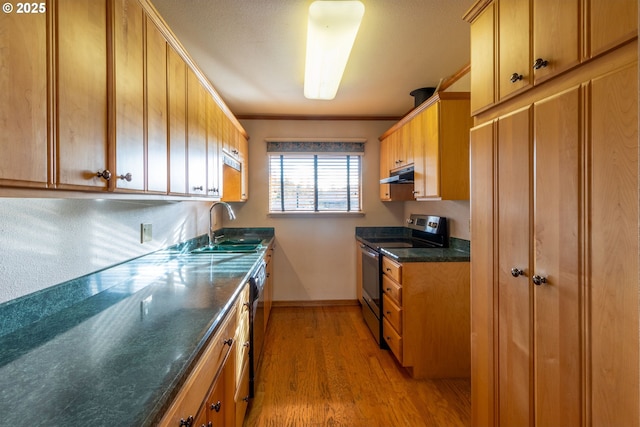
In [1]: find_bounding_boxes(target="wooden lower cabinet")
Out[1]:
[381,256,470,379]
[469,49,638,426]
[159,287,244,427]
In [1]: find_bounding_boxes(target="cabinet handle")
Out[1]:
[208,187,219,194]
[533,58,549,70]
[242,301,251,311]
[509,72,523,83]
[223,338,233,346]
[386,311,391,314]
[242,395,250,403]
[179,416,194,426]
[210,400,222,412]
[192,185,203,191]
[510,267,524,277]
[96,170,112,181]
[412,190,419,195]
[385,288,391,292]
[532,275,547,286]
[243,341,250,349]
[117,173,132,182]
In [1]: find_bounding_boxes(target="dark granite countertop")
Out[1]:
[0,228,274,427]
[355,226,470,263]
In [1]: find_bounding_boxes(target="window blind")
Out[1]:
[268,153,362,212]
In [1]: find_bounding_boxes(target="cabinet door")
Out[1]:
[0,4,48,188]
[187,69,207,196]
[533,86,581,427]
[379,137,391,201]
[238,133,249,200]
[469,120,496,427]
[497,106,532,427]
[589,0,637,57]
[113,0,144,191]
[422,102,440,198]
[532,0,580,84]
[589,62,638,426]
[206,97,221,198]
[411,111,426,199]
[167,45,187,195]
[498,0,530,100]
[145,16,168,193]
[469,2,495,114]
[56,0,108,190]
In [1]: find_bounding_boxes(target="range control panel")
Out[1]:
[406,214,447,235]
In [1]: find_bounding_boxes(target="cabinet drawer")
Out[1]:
[382,256,402,283]
[383,293,402,333]
[382,274,402,305]
[383,317,403,362]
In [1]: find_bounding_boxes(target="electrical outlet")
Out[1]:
[141,223,152,243]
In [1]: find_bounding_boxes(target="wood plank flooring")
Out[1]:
[243,306,471,427]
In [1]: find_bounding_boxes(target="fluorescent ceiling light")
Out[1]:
[304,1,365,100]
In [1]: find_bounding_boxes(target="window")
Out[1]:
[267,140,364,213]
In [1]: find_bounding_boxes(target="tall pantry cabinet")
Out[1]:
[465,1,638,426]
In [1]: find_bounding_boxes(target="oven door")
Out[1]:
[360,244,381,344]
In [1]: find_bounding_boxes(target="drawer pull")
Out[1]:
[243,341,250,348]
[179,416,194,426]
[510,267,524,277]
[532,275,547,286]
[210,400,222,412]
[223,338,234,346]
[242,395,250,403]
[509,72,523,83]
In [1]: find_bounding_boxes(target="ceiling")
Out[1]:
[150,0,474,119]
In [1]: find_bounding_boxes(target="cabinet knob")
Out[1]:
[510,267,525,277]
[223,338,233,346]
[243,341,250,348]
[117,173,132,182]
[242,395,250,403]
[179,416,194,426]
[210,400,222,412]
[208,188,219,194]
[533,58,549,70]
[509,72,523,83]
[532,275,547,286]
[96,170,112,181]
[192,185,203,191]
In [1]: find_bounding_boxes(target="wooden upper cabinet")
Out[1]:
[414,94,472,201]
[167,45,188,196]
[238,133,249,201]
[532,0,580,85]
[145,16,168,194]
[497,0,530,100]
[187,69,208,196]
[466,0,637,112]
[589,0,637,58]
[0,2,49,188]
[465,1,495,114]
[113,0,145,191]
[56,0,109,190]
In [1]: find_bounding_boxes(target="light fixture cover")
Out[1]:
[304,1,365,100]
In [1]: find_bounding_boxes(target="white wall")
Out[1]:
[0,198,214,304]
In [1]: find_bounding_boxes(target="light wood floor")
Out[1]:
[244,305,471,427]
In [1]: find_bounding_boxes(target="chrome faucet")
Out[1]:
[209,201,236,246]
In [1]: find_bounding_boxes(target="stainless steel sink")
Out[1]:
[216,239,263,246]
[190,243,261,254]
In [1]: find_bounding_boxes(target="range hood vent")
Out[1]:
[380,165,414,184]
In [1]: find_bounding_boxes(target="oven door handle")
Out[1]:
[360,245,379,260]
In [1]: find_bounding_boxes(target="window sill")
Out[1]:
[268,211,365,218]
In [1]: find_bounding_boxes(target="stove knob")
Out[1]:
[406,218,414,225]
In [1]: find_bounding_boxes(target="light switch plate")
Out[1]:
[141,223,152,243]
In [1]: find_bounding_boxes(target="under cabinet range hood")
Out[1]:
[380,165,414,184]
